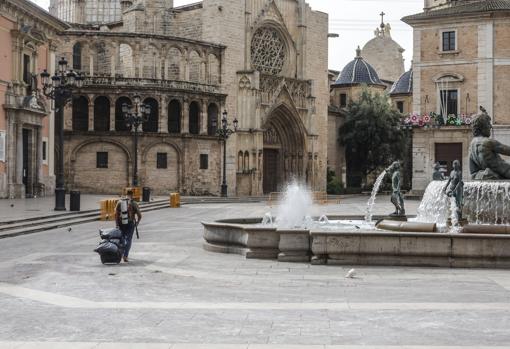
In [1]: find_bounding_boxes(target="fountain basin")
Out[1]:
[376,220,437,233]
[202,216,510,268]
[202,219,278,259]
[311,230,510,268]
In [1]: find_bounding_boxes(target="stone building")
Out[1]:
[327,17,407,189]
[0,0,68,198]
[389,68,413,115]
[328,47,387,187]
[403,0,510,193]
[53,0,329,195]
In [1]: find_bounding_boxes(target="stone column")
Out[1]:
[200,100,208,135]
[10,34,22,83]
[133,50,141,78]
[156,54,162,79]
[89,53,94,76]
[88,96,95,131]
[6,113,17,198]
[160,96,168,133]
[182,99,189,134]
[184,50,189,81]
[111,42,118,77]
[205,55,210,84]
[16,122,23,186]
[110,101,116,131]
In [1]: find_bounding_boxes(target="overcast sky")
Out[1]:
[31,0,424,72]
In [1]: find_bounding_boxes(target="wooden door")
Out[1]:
[435,143,462,176]
[263,149,279,194]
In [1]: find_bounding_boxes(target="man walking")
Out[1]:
[115,190,142,263]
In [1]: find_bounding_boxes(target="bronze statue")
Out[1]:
[469,106,510,179]
[386,161,405,216]
[444,160,464,223]
[432,162,445,181]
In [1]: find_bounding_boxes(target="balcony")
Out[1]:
[82,76,221,95]
[401,112,474,130]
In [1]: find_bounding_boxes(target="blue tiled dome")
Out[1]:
[390,69,413,95]
[334,47,384,86]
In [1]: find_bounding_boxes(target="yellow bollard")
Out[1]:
[100,198,118,221]
[170,193,180,208]
[123,187,141,201]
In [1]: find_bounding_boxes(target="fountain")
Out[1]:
[202,107,510,268]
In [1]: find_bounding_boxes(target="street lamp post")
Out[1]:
[217,110,238,197]
[40,57,84,211]
[122,96,151,187]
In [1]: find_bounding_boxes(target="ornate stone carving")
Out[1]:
[239,75,251,89]
[263,127,280,145]
[251,27,286,75]
[259,74,311,109]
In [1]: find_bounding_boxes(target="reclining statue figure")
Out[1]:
[469,106,510,180]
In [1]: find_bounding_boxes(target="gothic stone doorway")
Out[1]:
[262,105,306,194]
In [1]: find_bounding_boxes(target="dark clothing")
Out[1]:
[119,222,135,257]
[115,198,141,258]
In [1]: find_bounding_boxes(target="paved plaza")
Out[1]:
[0,197,510,348]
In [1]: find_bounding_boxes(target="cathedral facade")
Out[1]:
[52,0,329,195]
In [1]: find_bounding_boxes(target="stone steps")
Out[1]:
[0,199,170,239]
[0,195,282,239]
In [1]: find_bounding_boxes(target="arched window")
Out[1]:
[142,45,158,79]
[244,151,250,172]
[94,42,110,76]
[189,101,200,135]
[168,99,181,133]
[167,47,182,80]
[73,43,82,70]
[118,43,134,78]
[115,96,131,131]
[189,50,201,82]
[208,54,220,85]
[72,96,89,131]
[238,151,243,172]
[143,98,159,132]
[207,103,218,136]
[94,96,110,131]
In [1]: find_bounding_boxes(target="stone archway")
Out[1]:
[262,104,306,193]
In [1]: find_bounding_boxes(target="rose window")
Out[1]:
[251,27,286,75]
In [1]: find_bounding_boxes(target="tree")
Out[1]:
[339,87,407,188]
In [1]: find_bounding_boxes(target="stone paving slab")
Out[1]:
[0,200,509,346]
[1,344,510,349]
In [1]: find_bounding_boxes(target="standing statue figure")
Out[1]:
[432,162,445,181]
[443,160,464,223]
[386,161,405,216]
[469,106,510,179]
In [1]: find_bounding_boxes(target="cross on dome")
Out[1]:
[380,11,386,29]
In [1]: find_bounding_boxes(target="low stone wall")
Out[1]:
[311,231,510,268]
[202,217,510,268]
